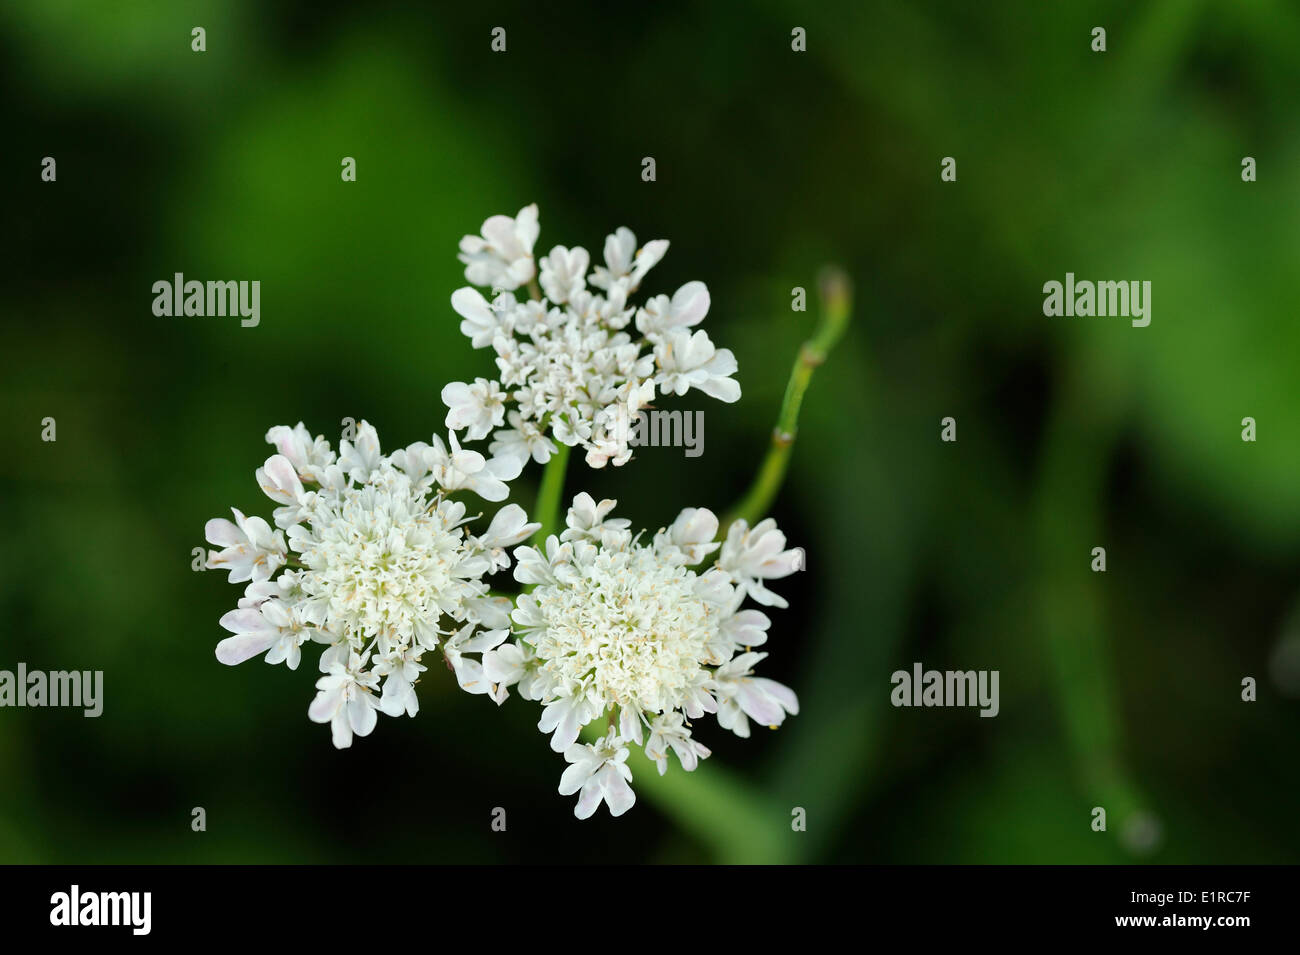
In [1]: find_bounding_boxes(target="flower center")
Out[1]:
[531,546,716,713]
[293,472,461,649]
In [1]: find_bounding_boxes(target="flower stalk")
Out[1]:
[723,267,852,529]
[530,440,571,546]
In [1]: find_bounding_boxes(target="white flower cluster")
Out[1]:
[204,421,538,748]
[481,493,801,818]
[199,205,812,824]
[443,204,741,469]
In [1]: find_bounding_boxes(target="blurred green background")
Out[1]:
[3,0,1299,864]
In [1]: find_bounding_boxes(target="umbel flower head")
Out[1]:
[442,204,741,470]
[482,493,801,818]
[203,420,538,748]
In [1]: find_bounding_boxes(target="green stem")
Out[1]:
[531,442,571,545]
[721,267,852,529]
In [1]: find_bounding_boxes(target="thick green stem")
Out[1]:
[722,268,852,529]
[531,441,571,545]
